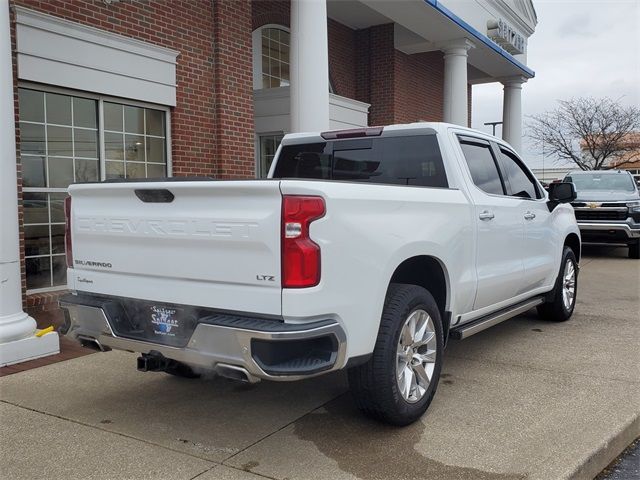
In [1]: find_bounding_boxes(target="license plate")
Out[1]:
[149,304,184,339]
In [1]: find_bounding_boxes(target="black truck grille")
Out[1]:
[575,210,628,221]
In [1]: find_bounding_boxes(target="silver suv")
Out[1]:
[565,170,640,259]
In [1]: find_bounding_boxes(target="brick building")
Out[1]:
[2,0,537,315]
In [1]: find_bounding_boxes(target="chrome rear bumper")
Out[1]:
[59,293,347,382]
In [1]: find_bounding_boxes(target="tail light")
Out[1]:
[64,196,73,268]
[281,195,325,288]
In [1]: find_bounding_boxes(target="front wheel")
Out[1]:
[348,283,443,426]
[629,239,640,259]
[537,246,578,322]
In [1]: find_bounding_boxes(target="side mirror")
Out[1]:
[548,182,576,203]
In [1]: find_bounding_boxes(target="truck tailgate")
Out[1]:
[67,180,283,316]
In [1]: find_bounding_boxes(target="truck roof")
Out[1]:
[280,122,501,146]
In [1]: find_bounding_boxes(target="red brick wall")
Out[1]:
[11,0,226,177]
[468,84,473,128]
[328,19,357,99]
[356,23,448,126]
[10,6,26,306]
[252,0,288,29]
[394,51,444,124]
[10,0,255,306]
[366,24,396,126]
[355,29,371,106]
[212,0,255,178]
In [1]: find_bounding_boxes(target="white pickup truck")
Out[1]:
[60,122,580,425]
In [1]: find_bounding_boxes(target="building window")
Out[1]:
[103,102,167,179]
[18,87,170,292]
[258,134,284,177]
[253,25,290,90]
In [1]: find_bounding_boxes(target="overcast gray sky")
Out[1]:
[471,0,640,169]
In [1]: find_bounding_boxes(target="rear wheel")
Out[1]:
[537,246,578,322]
[629,240,640,259]
[348,283,443,426]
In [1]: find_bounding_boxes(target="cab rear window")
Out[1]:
[272,135,448,188]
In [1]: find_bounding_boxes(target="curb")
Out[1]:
[566,413,640,480]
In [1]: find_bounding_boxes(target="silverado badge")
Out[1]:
[587,202,601,208]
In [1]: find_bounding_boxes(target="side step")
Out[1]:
[450,296,545,340]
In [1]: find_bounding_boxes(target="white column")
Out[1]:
[0,1,58,366]
[441,39,474,126]
[290,0,330,133]
[501,76,527,152]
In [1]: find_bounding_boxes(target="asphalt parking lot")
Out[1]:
[0,246,638,480]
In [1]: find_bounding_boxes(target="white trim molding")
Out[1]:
[15,7,179,106]
[253,86,370,135]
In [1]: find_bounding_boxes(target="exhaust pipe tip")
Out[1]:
[216,363,260,384]
[77,335,108,352]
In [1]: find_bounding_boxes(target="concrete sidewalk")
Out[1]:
[1,247,638,480]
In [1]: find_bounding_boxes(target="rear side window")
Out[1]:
[497,148,541,199]
[272,135,448,188]
[270,142,332,179]
[459,140,504,195]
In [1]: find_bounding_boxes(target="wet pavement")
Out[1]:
[1,245,638,480]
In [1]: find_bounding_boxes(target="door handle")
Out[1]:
[524,212,536,220]
[479,210,495,220]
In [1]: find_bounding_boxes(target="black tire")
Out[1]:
[348,283,444,426]
[165,361,201,379]
[629,240,640,259]
[537,246,578,322]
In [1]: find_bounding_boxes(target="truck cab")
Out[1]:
[565,170,640,258]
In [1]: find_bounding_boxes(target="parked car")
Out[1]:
[59,122,580,425]
[564,170,640,259]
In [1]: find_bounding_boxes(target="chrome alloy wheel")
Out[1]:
[562,259,576,311]
[396,309,437,403]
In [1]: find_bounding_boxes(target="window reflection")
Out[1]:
[19,88,168,291]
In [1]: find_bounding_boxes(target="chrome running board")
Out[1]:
[450,296,545,340]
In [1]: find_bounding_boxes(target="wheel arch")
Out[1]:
[564,232,581,262]
[388,255,451,340]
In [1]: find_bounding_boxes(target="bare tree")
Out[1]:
[527,97,640,170]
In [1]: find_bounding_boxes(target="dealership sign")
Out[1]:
[487,19,525,55]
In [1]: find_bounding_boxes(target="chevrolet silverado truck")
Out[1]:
[59,122,580,425]
[564,170,640,259]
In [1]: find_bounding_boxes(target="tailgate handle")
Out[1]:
[134,189,175,203]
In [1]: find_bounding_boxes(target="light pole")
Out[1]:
[542,141,545,182]
[484,121,503,137]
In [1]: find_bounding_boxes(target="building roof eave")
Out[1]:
[424,0,535,79]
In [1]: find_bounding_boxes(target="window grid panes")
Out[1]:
[20,89,99,291]
[259,134,284,177]
[18,88,169,292]
[261,28,290,89]
[103,102,167,180]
